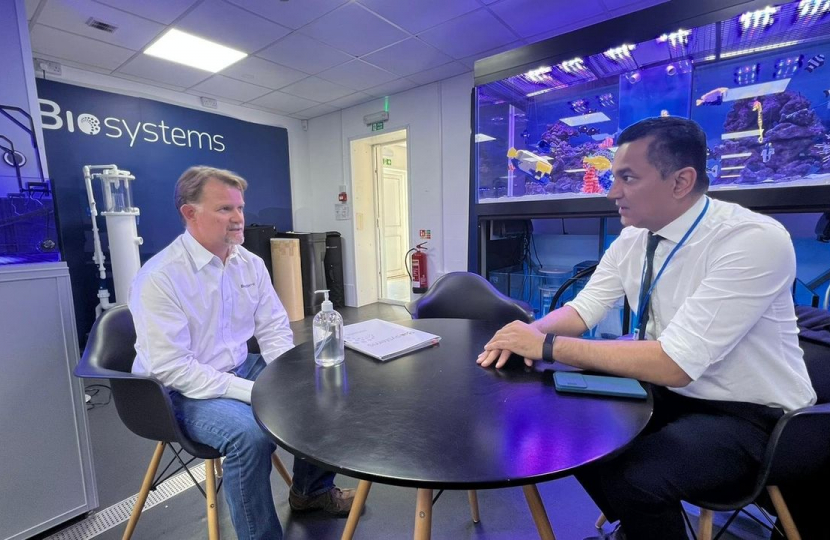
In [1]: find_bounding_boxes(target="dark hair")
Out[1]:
[616,117,709,193]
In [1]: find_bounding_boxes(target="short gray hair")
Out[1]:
[174,166,248,215]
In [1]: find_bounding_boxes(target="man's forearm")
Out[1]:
[531,305,589,337]
[552,337,692,387]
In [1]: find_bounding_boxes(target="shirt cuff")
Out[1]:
[224,376,254,404]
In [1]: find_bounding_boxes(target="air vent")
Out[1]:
[85,17,118,33]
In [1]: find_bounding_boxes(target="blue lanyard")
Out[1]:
[636,197,710,325]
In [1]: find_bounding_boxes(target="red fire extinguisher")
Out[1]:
[407,242,429,294]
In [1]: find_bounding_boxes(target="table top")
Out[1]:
[252,319,653,490]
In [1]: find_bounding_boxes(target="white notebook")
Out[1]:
[343,319,441,361]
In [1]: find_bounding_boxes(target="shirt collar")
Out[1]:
[181,230,244,270]
[654,195,708,245]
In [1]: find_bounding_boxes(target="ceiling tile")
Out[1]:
[418,8,516,59]
[327,92,375,109]
[299,3,408,57]
[110,71,191,91]
[94,0,199,25]
[257,33,353,74]
[294,103,340,119]
[26,0,42,20]
[489,0,605,39]
[363,78,418,98]
[279,76,354,102]
[407,61,469,85]
[226,0,348,30]
[189,75,272,102]
[362,38,452,77]
[357,0,480,34]
[221,56,308,90]
[175,0,290,53]
[116,54,213,87]
[30,24,135,70]
[37,0,164,50]
[317,60,398,91]
[459,41,523,68]
[248,91,320,113]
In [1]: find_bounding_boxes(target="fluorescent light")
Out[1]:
[145,29,247,72]
[475,133,496,143]
[722,166,746,170]
[721,41,800,59]
[721,130,762,140]
[565,169,587,173]
[721,152,752,159]
[560,112,611,127]
[724,79,790,101]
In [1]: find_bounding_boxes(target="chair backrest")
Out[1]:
[77,306,219,458]
[411,271,533,326]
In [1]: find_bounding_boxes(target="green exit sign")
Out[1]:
[371,121,385,131]
[382,158,392,166]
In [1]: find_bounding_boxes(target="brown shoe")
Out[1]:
[289,486,357,517]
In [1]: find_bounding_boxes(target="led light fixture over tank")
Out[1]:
[739,6,779,32]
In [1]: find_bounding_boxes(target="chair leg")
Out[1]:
[414,488,434,540]
[341,480,372,540]
[698,508,714,540]
[522,484,556,540]
[467,490,480,523]
[271,453,292,488]
[122,442,166,540]
[214,457,223,478]
[767,486,802,540]
[595,513,607,529]
[205,458,220,540]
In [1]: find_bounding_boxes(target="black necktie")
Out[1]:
[638,233,663,340]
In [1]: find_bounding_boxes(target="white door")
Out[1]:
[380,168,407,279]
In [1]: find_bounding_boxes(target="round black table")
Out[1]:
[252,319,653,539]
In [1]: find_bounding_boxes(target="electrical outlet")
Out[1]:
[200,97,218,109]
[35,58,62,75]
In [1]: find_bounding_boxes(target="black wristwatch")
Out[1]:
[542,333,557,363]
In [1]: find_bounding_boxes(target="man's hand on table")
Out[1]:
[476,320,545,369]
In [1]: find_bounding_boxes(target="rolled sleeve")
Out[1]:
[252,257,295,363]
[657,223,796,380]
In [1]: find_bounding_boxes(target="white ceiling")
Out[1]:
[25,0,665,119]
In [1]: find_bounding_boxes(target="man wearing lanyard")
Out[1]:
[477,117,816,540]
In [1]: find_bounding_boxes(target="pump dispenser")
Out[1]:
[312,290,345,367]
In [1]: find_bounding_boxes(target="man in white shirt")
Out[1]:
[477,117,816,540]
[130,166,355,540]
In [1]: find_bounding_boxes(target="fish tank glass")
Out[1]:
[0,106,60,265]
[474,0,830,206]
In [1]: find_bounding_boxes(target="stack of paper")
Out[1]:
[343,319,441,361]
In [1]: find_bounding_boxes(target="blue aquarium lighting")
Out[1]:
[569,99,591,114]
[603,44,636,62]
[798,0,830,19]
[734,63,760,85]
[559,57,586,74]
[739,6,779,32]
[774,55,803,78]
[525,66,552,83]
[657,29,692,47]
[597,93,615,107]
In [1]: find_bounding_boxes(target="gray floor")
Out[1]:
[42,303,772,540]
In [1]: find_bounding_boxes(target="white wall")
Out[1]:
[302,73,473,306]
[28,65,309,216]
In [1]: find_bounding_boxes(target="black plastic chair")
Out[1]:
[693,334,830,540]
[409,271,534,325]
[408,271,532,524]
[75,305,292,540]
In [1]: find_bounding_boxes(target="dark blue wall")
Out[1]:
[36,79,293,342]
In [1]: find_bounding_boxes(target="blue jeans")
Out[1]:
[169,354,335,540]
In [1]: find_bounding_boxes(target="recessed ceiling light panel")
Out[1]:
[144,29,247,73]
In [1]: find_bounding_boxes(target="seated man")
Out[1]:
[477,117,816,540]
[129,166,355,540]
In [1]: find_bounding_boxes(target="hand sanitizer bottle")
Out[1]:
[312,290,344,367]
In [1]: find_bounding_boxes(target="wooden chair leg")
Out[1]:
[271,453,293,488]
[698,508,713,540]
[595,513,607,529]
[467,490,480,523]
[341,480,372,540]
[414,488,434,540]
[214,457,223,478]
[122,442,166,540]
[205,458,220,540]
[767,486,802,540]
[522,484,556,540]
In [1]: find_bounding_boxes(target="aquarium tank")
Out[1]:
[474,0,830,208]
[0,105,60,265]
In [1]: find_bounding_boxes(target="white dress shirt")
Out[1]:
[130,231,294,401]
[567,196,816,411]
